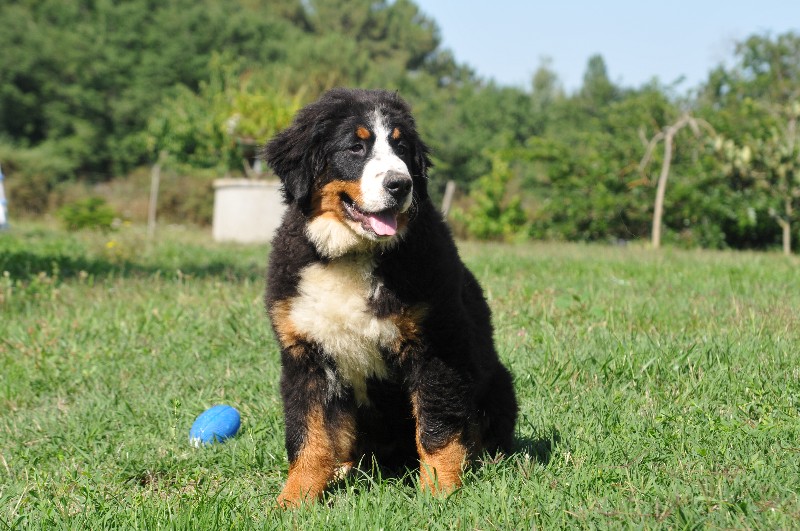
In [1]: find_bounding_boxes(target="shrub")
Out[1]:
[157,174,215,226]
[454,153,529,241]
[57,197,117,231]
[0,141,79,215]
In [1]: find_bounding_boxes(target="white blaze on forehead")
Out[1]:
[360,109,411,212]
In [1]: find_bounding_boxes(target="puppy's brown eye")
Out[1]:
[396,143,407,156]
[349,144,365,155]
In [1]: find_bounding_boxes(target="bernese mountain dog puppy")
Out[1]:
[263,88,517,507]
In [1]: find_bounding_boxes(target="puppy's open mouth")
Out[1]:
[341,194,398,237]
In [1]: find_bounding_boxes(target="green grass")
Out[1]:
[2,223,799,529]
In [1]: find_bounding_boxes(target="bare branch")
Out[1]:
[692,117,716,137]
[638,126,649,147]
[638,130,665,175]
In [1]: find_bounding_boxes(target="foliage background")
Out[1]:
[1,0,799,249]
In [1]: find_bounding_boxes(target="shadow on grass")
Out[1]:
[513,428,561,466]
[0,249,264,282]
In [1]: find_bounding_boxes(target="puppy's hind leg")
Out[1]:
[476,363,518,455]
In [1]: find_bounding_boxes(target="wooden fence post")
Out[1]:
[147,151,167,240]
[441,180,456,218]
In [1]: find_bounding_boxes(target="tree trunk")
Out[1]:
[781,196,793,255]
[148,151,167,240]
[651,130,674,249]
[782,222,791,255]
[441,180,456,218]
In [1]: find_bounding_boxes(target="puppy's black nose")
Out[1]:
[383,171,412,201]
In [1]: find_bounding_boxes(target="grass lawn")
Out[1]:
[2,222,799,529]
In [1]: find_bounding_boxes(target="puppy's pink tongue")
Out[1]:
[368,212,397,236]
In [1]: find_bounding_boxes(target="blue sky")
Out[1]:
[414,1,800,93]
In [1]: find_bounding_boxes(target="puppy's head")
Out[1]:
[264,89,431,257]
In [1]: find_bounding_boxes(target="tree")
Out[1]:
[146,56,302,173]
[700,32,800,253]
[715,111,800,255]
[0,0,450,179]
[531,57,563,115]
[639,114,715,249]
[0,0,311,176]
[455,152,528,240]
[579,54,619,109]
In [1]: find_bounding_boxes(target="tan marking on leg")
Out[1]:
[331,413,357,481]
[332,413,357,464]
[411,394,467,494]
[270,299,306,351]
[417,433,467,494]
[277,409,336,508]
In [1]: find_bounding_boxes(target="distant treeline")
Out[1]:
[1,0,798,250]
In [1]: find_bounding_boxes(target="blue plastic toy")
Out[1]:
[189,404,241,447]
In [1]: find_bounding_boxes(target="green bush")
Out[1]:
[57,197,117,231]
[145,55,302,173]
[0,141,79,215]
[157,174,216,226]
[454,153,529,241]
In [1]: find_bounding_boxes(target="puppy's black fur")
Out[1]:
[264,88,517,506]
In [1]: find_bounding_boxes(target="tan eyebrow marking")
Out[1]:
[356,126,371,140]
[391,127,401,140]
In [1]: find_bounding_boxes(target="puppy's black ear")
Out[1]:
[262,114,318,212]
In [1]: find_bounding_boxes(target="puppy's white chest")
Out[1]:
[288,257,397,402]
